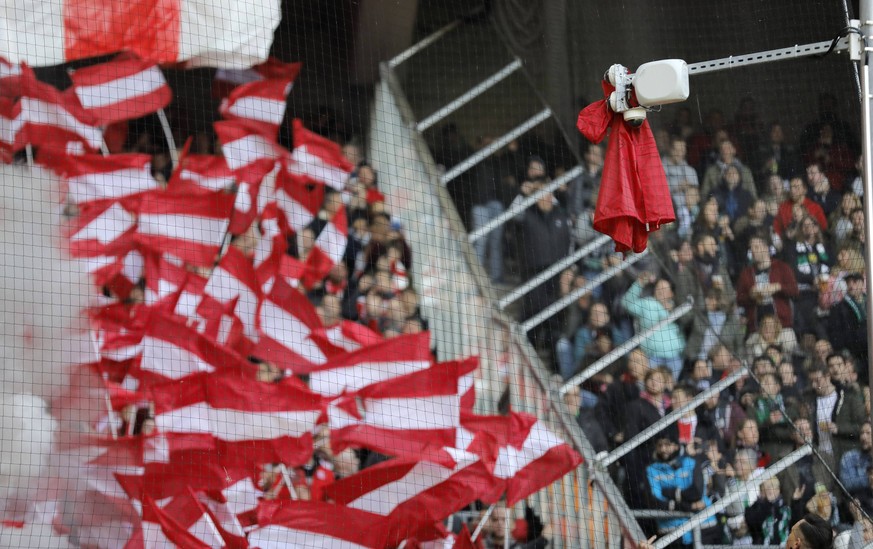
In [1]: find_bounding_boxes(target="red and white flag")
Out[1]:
[301,206,347,289]
[143,255,209,319]
[253,277,326,370]
[248,500,388,549]
[201,246,261,340]
[0,97,18,161]
[147,371,324,443]
[490,418,582,506]
[1,0,281,69]
[310,320,383,356]
[273,169,325,233]
[66,198,138,259]
[41,151,158,204]
[219,78,292,135]
[133,189,235,267]
[213,58,302,99]
[214,119,282,172]
[135,493,226,549]
[70,57,172,126]
[15,68,103,152]
[169,149,236,193]
[0,56,22,98]
[306,331,432,396]
[324,448,500,547]
[329,359,478,467]
[287,119,353,190]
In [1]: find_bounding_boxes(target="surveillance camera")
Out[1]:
[623,107,647,127]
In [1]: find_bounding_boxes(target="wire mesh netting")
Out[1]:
[0,0,871,548]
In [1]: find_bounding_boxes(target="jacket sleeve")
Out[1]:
[679,457,707,509]
[839,452,869,493]
[736,267,755,310]
[621,282,666,323]
[836,390,866,440]
[773,262,799,298]
[646,465,677,510]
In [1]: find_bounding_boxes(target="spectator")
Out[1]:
[774,177,828,238]
[701,139,757,200]
[724,449,765,542]
[805,365,866,473]
[804,122,855,192]
[517,179,572,350]
[786,513,835,549]
[745,314,798,363]
[567,143,603,219]
[732,199,775,269]
[712,164,755,224]
[570,302,620,380]
[470,137,506,285]
[757,121,801,183]
[675,184,701,239]
[829,193,862,244]
[734,418,769,468]
[675,233,736,308]
[807,162,841,218]
[745,477,792,545]
[685,358,714,392]
[827,353,861,396]
[751,372,798,461]
[779,361,804,402]
[698,388,747,452]
[600,349,650,448]
[842,208,866,253]
[645,436,719,545]
[780,418,834,503]
[828,272,868,371]
[685,287,745,363]
[671,386,700,446]
[621,272,688,381]
[736,235,800,333]
[819,246,864,313]
[763,173,788,221]
[661,136,699,207]
[624,369,669,505]
[839,422,873,495]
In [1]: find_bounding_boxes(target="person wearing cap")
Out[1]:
[827,271,867,377]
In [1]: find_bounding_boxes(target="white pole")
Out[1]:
[471,503,495,542]
[859,0,873,419]
[277,463,299,500]
[503,505,511,549]
[156,108,179,166]
[25,144,33,168]
[103,392,118,440]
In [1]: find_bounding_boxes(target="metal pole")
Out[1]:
[653,445,813,549]
[504,506,511,549]
[559,300,694,395]
[471,503,495,542]
[859,0,873,423]
[497,234,609,309]
[520,250,648,333]
[417,59,523,132]
[440,108,551,185]
[687,38,850,75]
[156,108,179,166]
[600,367,748,467]
[388,19,461,69]
[470,165,585,245]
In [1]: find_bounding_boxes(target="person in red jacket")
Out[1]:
[773,177,827,237]
[736,235,799,334]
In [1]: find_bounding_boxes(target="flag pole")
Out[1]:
[277,463,299,500]
[156,108,178,166]
[25,144,33,168]
[103,392,118,440]
[504,506,511,549]
[471,503,495,542]
[100,135,110,156]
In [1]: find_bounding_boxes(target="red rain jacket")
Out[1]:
[576,81,675,253]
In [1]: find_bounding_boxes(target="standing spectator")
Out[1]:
[698,390,747,452]
[828,272,868,370]
[733,199,775,269]
[567,143,603,220]
[712,164,755,225]
[675,233,736,308]
[661,136,699,207]
[756,121,801,183]
[645,436,719,545]
[819,246,864,313]
[470,138,506,284]
[782,215,832,337]
[736,235,799,333]
[701,139,758,200]
[675,185,701,240]
[685,287,745,363]
[724,449,765,543]
[751,373,797,461]
[621,272,688,381]
[745,477,792,545]
[745,314,798,363]
[829,193,862,244]
[841,208,866,253]
[806,162,841,218]
[839,422,873,495]
[570,302,620,380]
[624,369,669,506]
[805,365,866,473]
[780,418,835,503]
[600,349,650,448]
[517,180,571,350]
[773,177,828,237]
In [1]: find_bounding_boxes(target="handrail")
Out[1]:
[497,233,609,310]
[560,300,694,395]
[600,366,748,468]
[440,108,551,185]
[469,165,585,245]
[520,250,648,333]
[388,19,461,68]
[417,58,523,132]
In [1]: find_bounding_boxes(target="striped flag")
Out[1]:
[287,119,353,190]
[301,206,347,289]
[39,151,158,204]
[70,57,172,125]
[0,0,281,69]
[248,500,388,549]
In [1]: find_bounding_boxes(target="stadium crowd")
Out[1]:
[439,96,873,547]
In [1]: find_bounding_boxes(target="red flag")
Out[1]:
[288,119,353,190]
[323,448,501,547]
[201,246,261,339]
[253,277,326,369]
[219,78,292,136]
[301,205,347,289]
[248,500,388,549]
[214,119,282,172]
[70,57,172,125]
[274,169,325,233]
